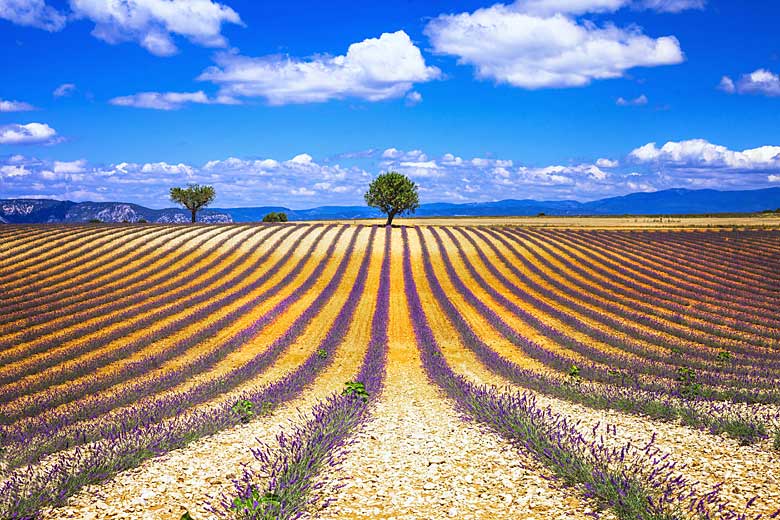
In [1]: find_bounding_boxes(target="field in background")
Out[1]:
[341,213,780,228]
[1,223,779,519]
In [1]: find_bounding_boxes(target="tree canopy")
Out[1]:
[262,211,288,222]
[364,171,419,226]
[170,184,216,223]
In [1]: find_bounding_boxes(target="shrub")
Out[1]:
[676,367,702,399]
[567,365,581,383]
[138,218,148,223]
[262,212,288,223]
[716,350,732,363]
[87,218,102,223]
[232,399,254,423]
[342,381,369,402]
[231,489,281,518]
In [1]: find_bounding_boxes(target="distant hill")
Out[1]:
[218,187,780,221]
[2,187,779,223]
[0,200,232,224]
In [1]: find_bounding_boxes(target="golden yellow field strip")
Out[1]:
[0,225,260,364]
[408,228,554,376]
[0,226,146,284]
[511,230,769,351]
[0,226,331,411]
[0,224,225,322]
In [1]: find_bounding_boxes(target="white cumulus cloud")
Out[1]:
[0,0,66,31]
[616,94,648,106]
[199,30,440,105]
[424,2,684,89]
[630,139,780,170]
[0,164,32,177]
[719,69,780,97]
[53,83,77,97]
[0,122,59,145]
[69,0,242,56]
[0,99,36,112]
[140,161,196,176]
[596,158,619,167]
[1,0,241,56]
[54,159,87,173]
[109,91,239,110]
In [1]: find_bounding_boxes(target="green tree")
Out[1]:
[169,184,216,223]
[262,211,288,222]
[364,171,420,226]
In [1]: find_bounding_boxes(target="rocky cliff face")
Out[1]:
[0,200,232,224]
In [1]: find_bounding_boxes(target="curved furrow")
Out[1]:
[497,228,780,348]
[35,230,385,520]
[581,230,780,302]
[0,224,201,317]
[0,227,64,258]
[544,229,780,312]
[0,226,83,265]
[531,228,780,316]
[0,225,189,297]
[511,228,780,340]
[0,224,331,413]
[475,228,780,370]
[0,225,279,338]
[0,228,375,519]
[417,227,780,403]
[407,228,773,447]
[0,225,338,446]
[0,225,365,470]
[401,227,762,520]
[434,227,779,390]
[0,224,249,359]
[631,230,780,285]
[0,225,143,287]
[422,288,780,519]
[600,230,780,291]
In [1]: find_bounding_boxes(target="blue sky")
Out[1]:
[1,0,779,208]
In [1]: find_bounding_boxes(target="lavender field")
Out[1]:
[0,223,779,520]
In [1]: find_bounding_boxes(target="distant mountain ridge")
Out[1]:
[2,187,779,224]
[0,199,232,224]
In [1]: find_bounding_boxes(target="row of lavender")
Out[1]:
[476,228,780,396]
[491,228,780,370]
[413,227,778,444]
[0,225,301,391]
[448,227,780,392]
[402,226,771,520]
[1,225,170,291]
[0,225,133,278]
[0,226,379,519]
[537,229,780,324]
[508,228,780,351]
[456,227,780,387]
[0,225,342,468]
[1,224,225,324]
[215,226,391,520]
[0,225,263,375]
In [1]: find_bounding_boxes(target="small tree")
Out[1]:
[364,171,419,226]
[170,184,216,223]
[262,211,288,223]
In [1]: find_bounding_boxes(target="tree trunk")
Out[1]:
[191,209,197,223]
[385,212,396,227]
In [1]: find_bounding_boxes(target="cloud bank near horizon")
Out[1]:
[2,138,778,208]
